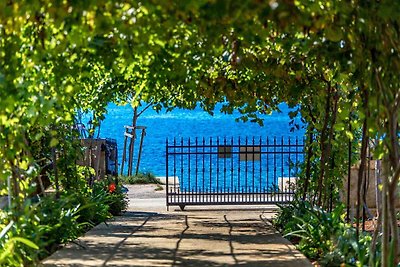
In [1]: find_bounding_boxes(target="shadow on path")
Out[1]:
[172,215,189,266]
[42,210,311,267]
[101,214,153,266]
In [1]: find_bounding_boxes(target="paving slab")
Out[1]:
[41,186,311,267]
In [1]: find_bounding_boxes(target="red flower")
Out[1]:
[108,183,116,193]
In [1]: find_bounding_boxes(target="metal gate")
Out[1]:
[166,137,304,209]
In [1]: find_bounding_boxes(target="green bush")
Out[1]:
[79,183,112,225]
[38,195,89,255]
[0,177,129,266]
[107,190,129,216]
[119,172,161,185]
[0,205,43,266]
[0,195,91,265]
[321,227,377,266]
[0,221,39,267]
[274,201,378,266]
[92,179,129,216]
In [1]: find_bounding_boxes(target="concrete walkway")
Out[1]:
[42,196,311,266]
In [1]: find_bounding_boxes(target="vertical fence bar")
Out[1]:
[202,137,205,201]
[259,136,262,202]
[273,137,277,202]
[217,137,220,195]
[195,137,198,203]
[181,138,184,204]
[295,137,299,201]
[238,137,241,202]
[224,137,227,203]
[252,137,255,202]
[231,137,234,201]
[209,137,213,204]
[166,138,169,209]
[266,137,269,202]
[303,136,306,201]
[245,137,248,202]
[173,138,177,204]
[188,138,191,203]
[288,138,291,202]
[281,137,284,203]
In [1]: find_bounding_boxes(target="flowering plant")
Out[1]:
[108,183,116,193]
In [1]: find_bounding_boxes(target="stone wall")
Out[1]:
[342,160,379,210]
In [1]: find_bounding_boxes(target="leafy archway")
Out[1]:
[1,1,399,265]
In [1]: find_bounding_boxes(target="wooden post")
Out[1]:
[95,141,102,179]
[128,107,138,176]
[121,133,127,175]
[135,128,146,175]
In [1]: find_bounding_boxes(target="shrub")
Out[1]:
[107,189,129,216]
[119,172,161,185]
[0,194,95,265]
[38,194,89,256]
[0,221,39,266]
[274,201,378,266]
[0,207,43,266]
[0,176,129,266]
[92,179,129,216]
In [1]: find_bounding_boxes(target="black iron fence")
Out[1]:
[166,137,304,209]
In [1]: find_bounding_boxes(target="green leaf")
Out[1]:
[325,26,343,42]
[12,237,39,250]
[50,138,59,147]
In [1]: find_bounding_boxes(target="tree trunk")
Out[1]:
[369,208,382,266]
[386,108,399,265]
[356,117,368,238]
[382,159,390,267]
[322,89,339,208]
[303,131,313,201]
[317,82,332,206]
[128,107,138,176]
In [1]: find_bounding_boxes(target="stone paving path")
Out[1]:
[41,188,311,267]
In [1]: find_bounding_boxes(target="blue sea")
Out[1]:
[89,103,304,177]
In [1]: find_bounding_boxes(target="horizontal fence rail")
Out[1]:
[166,137,304,209]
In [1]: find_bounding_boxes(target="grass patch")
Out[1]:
[154,184,164,191]
[119,172,162,185]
